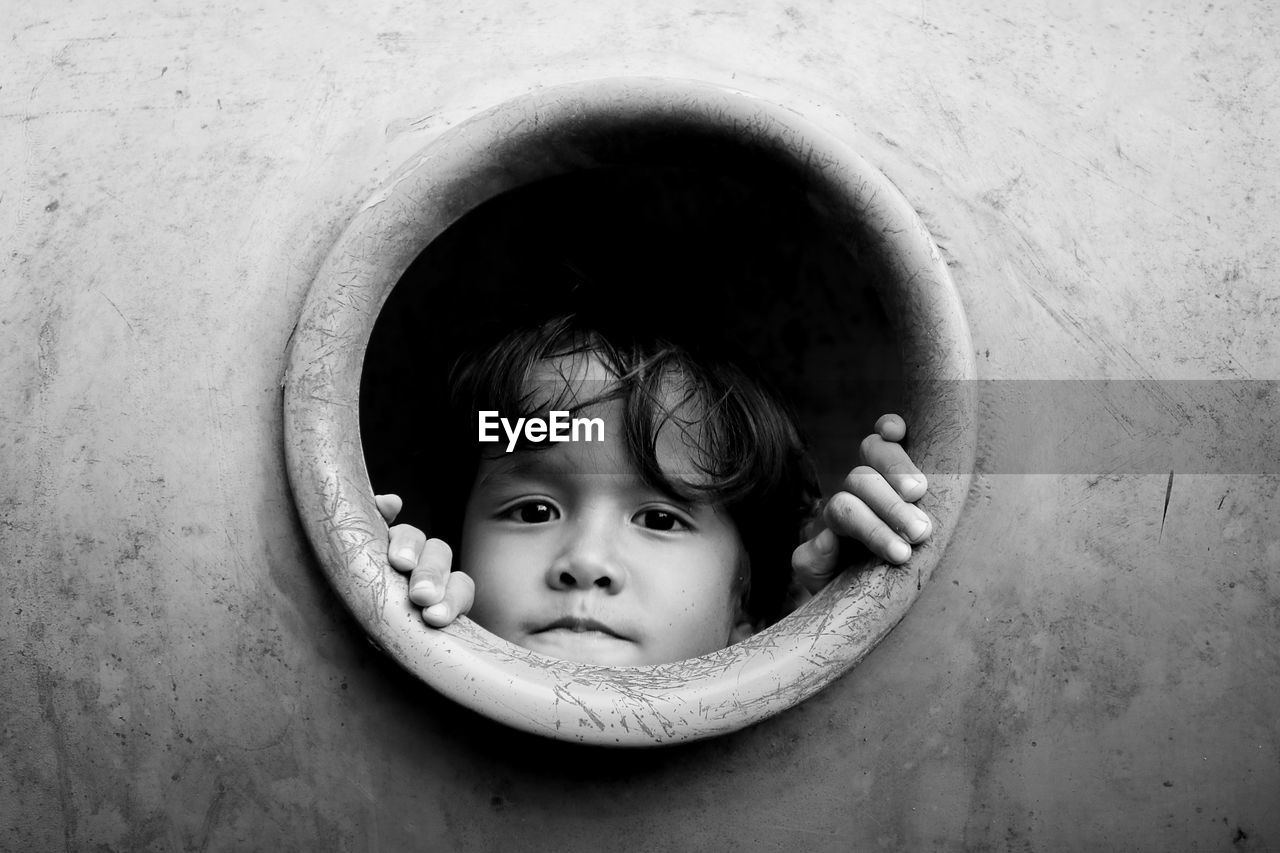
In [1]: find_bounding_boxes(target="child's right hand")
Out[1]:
[374,494,475,628]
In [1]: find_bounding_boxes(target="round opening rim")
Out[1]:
[283,76,976,746]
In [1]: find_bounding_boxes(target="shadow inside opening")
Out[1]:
[360,157,904,536]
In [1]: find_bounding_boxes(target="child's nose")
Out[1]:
[548,522,625,593]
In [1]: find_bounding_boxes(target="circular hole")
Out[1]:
[284,78,975,745]
[362,159,904,534]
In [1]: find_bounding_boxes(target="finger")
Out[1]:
[386,523,425,574]
[407,538,454,608]
[791,527,840,594]
[859,433,927,501]
[840,466,933,544]
[875,413,906,443]
[422,571,476,627]
[374,493,403,525]
[824,491,913,564]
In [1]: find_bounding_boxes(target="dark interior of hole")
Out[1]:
[361,157,904,532]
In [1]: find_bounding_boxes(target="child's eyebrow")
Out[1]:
[473,454,532,487]
[472,450,575,491]
[473,450,702,511]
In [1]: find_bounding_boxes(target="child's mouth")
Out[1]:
[534,617,626,640]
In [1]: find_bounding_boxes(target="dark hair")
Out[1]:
[434,314,821,628]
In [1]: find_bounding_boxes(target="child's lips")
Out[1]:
[533,616,628,641]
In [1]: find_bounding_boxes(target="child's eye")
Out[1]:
[507,501,559,524]
[636,509,689,532]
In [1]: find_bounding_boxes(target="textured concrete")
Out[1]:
[3,1,1277,850]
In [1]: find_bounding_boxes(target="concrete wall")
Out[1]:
[3,1,1277,850]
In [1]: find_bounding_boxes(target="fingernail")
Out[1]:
[888,539,911,563]
[410,580,436,602]
[904,509,930,541]
[395,548,416,564]
[423,603,449,623]
[815,528,836,554]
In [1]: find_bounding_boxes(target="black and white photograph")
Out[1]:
[3,2,1277,850]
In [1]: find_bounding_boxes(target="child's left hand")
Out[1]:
[791,413,932,595]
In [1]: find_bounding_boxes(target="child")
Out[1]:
[376,314,930,666]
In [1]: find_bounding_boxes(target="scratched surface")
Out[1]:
[3,1,1279,850]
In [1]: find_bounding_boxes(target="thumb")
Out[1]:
[791,527,840,594]
[374,493,403,525]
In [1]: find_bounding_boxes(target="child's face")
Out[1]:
[459,380,752,666]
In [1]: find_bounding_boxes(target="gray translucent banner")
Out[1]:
[905,380,1279,475]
